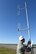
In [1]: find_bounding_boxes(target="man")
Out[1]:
[16,35,25,54]
[26,40,31,52]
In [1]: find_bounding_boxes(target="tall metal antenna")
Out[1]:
[25,2,30,40]
[17,1,31,41]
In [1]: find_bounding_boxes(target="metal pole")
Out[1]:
[25,2,30,40]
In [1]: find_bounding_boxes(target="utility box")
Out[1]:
[31,45,36,54]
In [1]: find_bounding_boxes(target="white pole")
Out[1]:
[25,2,30,40]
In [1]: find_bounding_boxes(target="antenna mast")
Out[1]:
[25,2,30,40]
[17,1,31,41]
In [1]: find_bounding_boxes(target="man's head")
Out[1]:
[28,41,31,45]
[19,35,25,43]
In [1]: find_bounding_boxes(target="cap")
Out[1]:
[19,35,24,41]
